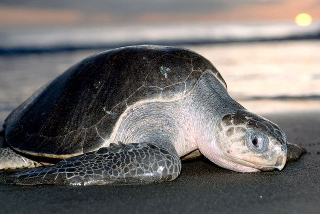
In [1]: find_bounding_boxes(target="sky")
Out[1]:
[0,0,320,27]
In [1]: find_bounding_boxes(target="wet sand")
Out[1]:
[0,110,319,214]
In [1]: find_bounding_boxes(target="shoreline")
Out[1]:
[1,36,320,56]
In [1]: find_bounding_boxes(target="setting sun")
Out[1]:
[295,13,313,26]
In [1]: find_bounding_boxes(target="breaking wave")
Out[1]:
[1,23,320,55]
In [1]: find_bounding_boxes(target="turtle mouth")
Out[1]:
[258,154,287,171]
[225,152,287,172]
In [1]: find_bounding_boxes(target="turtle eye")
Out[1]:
[246,130,269,152]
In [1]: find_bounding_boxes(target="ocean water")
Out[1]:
[1,22,319,53]
[0,23,320,120]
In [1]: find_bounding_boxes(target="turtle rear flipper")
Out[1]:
[0,148,41,170]
[7,142,181,186]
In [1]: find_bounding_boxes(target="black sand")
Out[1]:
[0,111,319,214]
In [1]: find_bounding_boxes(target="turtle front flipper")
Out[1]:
[7,142,181,186]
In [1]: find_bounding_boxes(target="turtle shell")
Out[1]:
[4,45,226,158]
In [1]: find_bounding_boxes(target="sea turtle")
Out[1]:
[0,45,304,186]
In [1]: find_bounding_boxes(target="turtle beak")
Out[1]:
[258,144,287,171]
[275,145,287,171]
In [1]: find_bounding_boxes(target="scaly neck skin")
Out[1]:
[182,71,245,160]
[108,70,245,160]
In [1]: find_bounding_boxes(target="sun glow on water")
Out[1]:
[295,13,313,26]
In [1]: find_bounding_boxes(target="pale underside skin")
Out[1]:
[3,70,288,185]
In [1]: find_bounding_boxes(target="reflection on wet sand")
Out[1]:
[240,99,320,114]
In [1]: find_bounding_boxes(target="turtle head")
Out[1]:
[199,110,287,172]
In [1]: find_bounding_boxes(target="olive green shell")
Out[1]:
[4,45,226,158]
